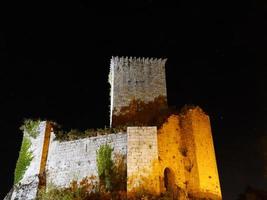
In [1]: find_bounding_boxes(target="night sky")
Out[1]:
[1,0,267,199]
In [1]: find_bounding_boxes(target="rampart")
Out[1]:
[8,122,127,200]
[46,130,127,187]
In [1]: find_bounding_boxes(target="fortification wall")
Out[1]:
[181,108,222,199]
[188,108,221,199]
[180,110,201,194]
[127,127,160,194]
[45,132,127,188]
[10,121,47,200]
[109,57,167,124]
[157,115,186,193]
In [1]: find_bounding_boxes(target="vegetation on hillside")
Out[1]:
[37,178,174,200]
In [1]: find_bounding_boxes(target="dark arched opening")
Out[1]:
[164,167,174,192]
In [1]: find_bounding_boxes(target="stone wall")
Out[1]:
[109,56,167,125]
[127,127,160,194]
[181,108,222,199]
[157,115,186,193]
[6,109,222,200]
[45,132,127,188]
[10,121,47,200]
[156,111,222,200]
[180,110,201,194]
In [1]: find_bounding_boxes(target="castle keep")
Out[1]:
[109,57,167,125]
[6,56,222,200]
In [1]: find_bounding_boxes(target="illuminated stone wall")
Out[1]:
[109,56,167,125]
[7,112,222,200]
[180,107,222,199]
[6,55,223,200]
[157,115,186,193]
[180,110,201,194]
[157,111,222,199]
[45,132,127,188]
[10,121,47,200]
[127,127,160,194]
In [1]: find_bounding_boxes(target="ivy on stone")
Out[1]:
[14,136,33,184]
[96,144,114,191]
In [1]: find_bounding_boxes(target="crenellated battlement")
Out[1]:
[110,56,167,67]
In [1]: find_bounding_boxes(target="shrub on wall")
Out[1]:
[96,144,114,191]
[20,119,41,138]
[14,136,33,184]
[53,126,127,142]
[111,153,127,191]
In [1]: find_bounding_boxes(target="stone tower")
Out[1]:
[5,55,222,200]
[108,56,222,199]
[109,56,168,126]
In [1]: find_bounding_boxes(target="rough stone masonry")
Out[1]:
[109,56,168,126]
[6,56,222,200]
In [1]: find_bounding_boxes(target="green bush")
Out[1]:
[20,119,41,138]
[14,136,33,184]
[96,144,114,191]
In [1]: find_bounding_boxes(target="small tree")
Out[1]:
[96,144,114,191]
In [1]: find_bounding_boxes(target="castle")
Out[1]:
[6,57,222,200]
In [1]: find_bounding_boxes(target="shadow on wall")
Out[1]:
[112,95,175,128]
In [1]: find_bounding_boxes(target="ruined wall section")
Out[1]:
[127,127,160,194]
[157,115,186,192]
[10,121,47,200]
[109,57,167,125]
[46,132,127,188]
[180,111,200,194]
[182,108,222,199]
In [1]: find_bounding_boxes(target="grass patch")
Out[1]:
[14,136,33,184]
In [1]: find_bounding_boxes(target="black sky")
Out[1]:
[1,0,267,199]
